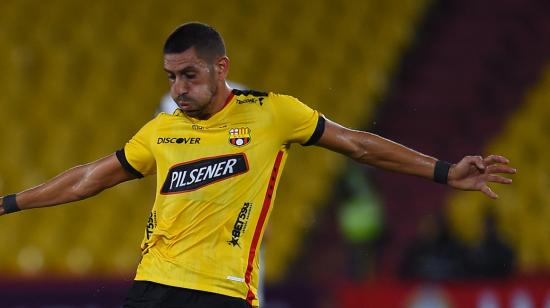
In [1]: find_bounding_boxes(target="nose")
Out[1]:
[173,78,189,97]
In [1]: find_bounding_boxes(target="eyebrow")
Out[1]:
[163,66,198,74]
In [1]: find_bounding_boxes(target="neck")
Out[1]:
[199,82,233,120]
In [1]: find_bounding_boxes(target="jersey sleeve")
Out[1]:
[116,119,157,177]
[271,94,325,145]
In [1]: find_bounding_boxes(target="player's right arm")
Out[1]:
[0,153,137,216]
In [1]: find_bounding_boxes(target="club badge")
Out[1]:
[229,127,251,147]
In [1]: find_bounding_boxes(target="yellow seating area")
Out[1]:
[0,0,430,281]
[447,65,550,273]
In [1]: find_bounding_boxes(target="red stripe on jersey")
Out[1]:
[222,91,235,109]
[245,150,284,304]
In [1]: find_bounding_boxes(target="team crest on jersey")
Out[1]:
[229,127,251,147]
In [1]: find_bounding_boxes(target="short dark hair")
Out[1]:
[163,22,226,61]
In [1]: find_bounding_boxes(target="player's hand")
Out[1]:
[447,155,516,199]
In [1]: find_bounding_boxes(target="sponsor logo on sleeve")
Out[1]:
[160,153,249,194]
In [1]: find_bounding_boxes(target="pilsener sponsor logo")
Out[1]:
[161,154,249,194]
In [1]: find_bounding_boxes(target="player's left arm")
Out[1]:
[316,117,516,199]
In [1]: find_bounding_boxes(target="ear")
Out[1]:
[214,56,230,80]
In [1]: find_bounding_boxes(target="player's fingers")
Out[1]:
[487,165,517,174]
[487,174,513,184]
[464,155,485,170]
[480,185,498,199]
[473,156,486,170]
[483,155,510,165]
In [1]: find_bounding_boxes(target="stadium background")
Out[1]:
[0,0,549,306]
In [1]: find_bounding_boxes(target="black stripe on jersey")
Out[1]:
[232,89,268,97]
[115,149,144,178]
[303,115,326,146]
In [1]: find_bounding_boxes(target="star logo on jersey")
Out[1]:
[227,238,240,247]
[229,127,251,147]
[228,202,253,248]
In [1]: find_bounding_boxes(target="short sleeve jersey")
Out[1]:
[116,89,324,307]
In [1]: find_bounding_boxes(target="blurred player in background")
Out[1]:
[0,22,516,308]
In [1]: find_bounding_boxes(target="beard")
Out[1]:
[175,73,219,119]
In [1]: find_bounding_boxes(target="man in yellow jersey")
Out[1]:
[0,23,516,307]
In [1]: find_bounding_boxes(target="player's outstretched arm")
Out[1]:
[316,118,516,199]
[0,153,137,216]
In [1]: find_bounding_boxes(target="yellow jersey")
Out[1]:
[116,89,324,307]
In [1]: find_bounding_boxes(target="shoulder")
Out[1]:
[148,112,171,124]
[232,89,303,106]
[231,89,269,109]
[232,89,269,97]
[137,112,171,132]
[268,93,302,104]
[231,89,268,106]
[154,109,191,122]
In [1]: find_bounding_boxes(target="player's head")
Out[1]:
[164,22,226,62]
[163,22,230,120]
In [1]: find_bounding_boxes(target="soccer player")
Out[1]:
[0,23,516,308]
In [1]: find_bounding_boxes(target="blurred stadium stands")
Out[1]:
[448,64,550,274]
[370,0,550,279]
[0,0,428,278]
[0,0,549,306]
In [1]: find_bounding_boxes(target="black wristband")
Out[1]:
[2,194,21,213]
[434,160,451,184]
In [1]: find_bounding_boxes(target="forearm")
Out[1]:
[351,131,437,179]
[317,119,439,180]
[0,164,105,215]
[0,154,135,216]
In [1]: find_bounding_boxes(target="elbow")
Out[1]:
[68,166,104,201]
[351,150,373,164]
[348,143,373,164]
[70,185,98,200]
[72,178,104,200]
[347,150,368,163]
[70,182,97,201]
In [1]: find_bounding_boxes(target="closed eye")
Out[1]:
[184,72,196,79]
[167,73,175,82]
